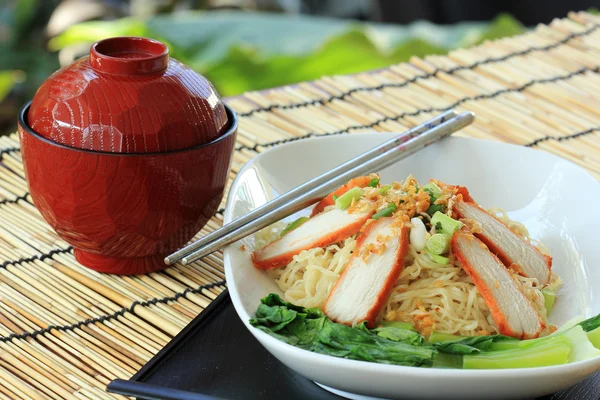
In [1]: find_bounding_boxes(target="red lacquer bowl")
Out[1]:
[28,37,228,153]
[19,102,237,274]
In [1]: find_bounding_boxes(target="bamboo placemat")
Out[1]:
[1,10,600,399]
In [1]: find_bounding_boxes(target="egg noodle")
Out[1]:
[256,176,560,338]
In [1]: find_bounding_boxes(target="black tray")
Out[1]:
[106,290,600,400]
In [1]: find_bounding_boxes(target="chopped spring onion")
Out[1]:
[425,233,450,255]
[280,217,310,237]
[427,204,445,216]
[463,335,571,369]
[368,178,380,187]
[335,187,363,210]
[424,182,444,215]
[423,182,442,201]
[428,331,466,343]
[542,288,557,316]
[431,212,463,235]
[372,202,397,220]
[379,185,392,195]
[426,251,450,265]
[409,217,428,251]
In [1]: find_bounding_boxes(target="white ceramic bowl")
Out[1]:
[223,133,600,400]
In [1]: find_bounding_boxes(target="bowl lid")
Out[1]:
[28,37,228,153]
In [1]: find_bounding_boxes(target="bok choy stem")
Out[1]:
[463,335,571,369]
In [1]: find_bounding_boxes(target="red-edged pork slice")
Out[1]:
[324,218,409,328]
[252,208,374,270]
[454,200,552,285]
[431,179,475,202]
[452,230,545,339]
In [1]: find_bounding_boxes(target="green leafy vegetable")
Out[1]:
[250,294,328,346]
[492,317,596,352]
[252,303,301,332]
[250,294,435,367]
[261,293,322,315]
[372,326,424,346]
[463,335,571,369]
[280,216,310,237]
[563,325,600,362]
[587,326,600,349]
[433,335,514,355]
[552,315,586,336]
[316,320,434,366]
[372,202,397,220]
[491,321,600,357]
[376,321,417,331]
[335,187,363,210]
[489,340,521,351]
[252,294,600,370]
[432,353,463,369]
[428,331,466,343]
[579,314,600,332]
[368,178,380,187]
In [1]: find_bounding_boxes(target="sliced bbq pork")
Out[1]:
[454,200,551,285]
[324,218,409,328]
[452,230,545,339]
[252,208,374,270]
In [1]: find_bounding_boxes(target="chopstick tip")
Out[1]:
[181,257,190,265]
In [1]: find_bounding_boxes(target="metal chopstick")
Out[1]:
[172,111,474,265]
[165,110,458,265]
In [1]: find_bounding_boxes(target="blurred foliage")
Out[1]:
[0,0,61,133]
[48,18,149,50]
[1,6,525,134]
[200,33,446,95]
[0,72,17,105]
[48,11,525,97]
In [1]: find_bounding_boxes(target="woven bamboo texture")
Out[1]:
[1,10,600,399]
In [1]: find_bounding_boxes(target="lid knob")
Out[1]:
[90,37,169,75]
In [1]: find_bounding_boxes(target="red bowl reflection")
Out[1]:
[18,101,237,275]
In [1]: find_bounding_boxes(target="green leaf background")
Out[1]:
[45,11,525,97]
